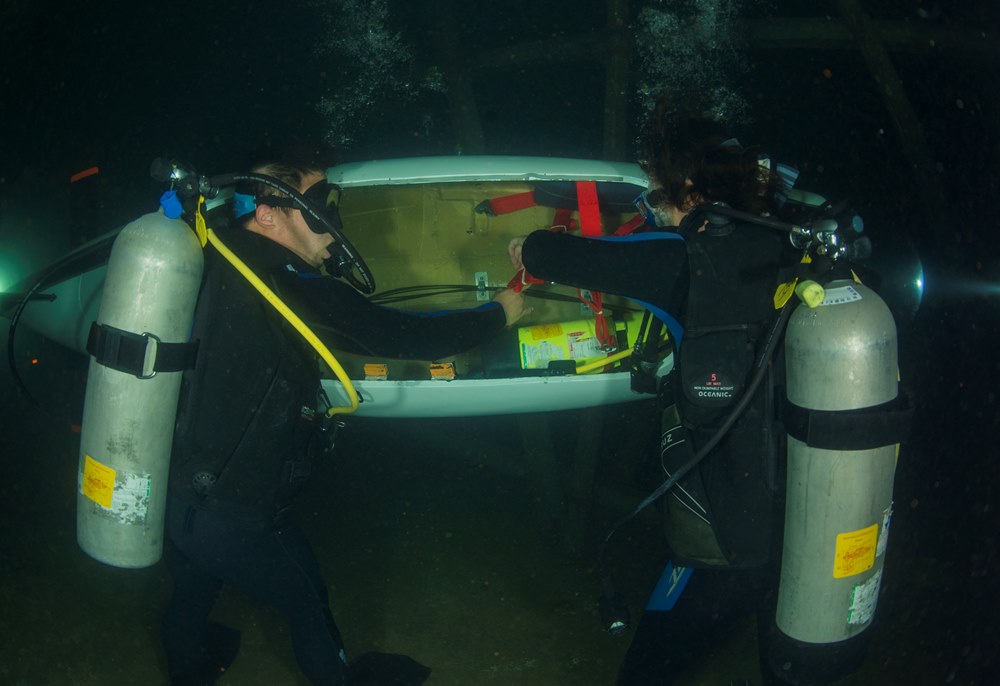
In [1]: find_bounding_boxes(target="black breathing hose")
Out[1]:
[596,297,798,627]
[5,233,117,418]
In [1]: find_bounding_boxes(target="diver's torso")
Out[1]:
[170,229,320,528]
[666,220,792,568]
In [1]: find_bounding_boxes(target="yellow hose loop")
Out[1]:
[206,228,359,416]
[574,327,670,375]
[574,347,633,375]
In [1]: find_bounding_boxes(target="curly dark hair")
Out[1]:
[638,98,780,216]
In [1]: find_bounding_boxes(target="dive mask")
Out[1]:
[634,188,673,229]
[251,179,344,235]
[301,180,344,235]
[233,176,374,293]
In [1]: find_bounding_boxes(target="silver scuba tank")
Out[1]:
[77,209,203,568]
[770,278,900,682]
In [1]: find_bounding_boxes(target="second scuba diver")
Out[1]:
[509,105,804,685]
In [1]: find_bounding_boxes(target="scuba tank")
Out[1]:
[77,209,203,568]
[762,278,905,684]
[76,159,371,569]
[596,197,910,686]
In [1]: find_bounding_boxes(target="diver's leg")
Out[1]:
[203,519,347,685]
[268,521,348,685]
[163,502,234,684]
[616,568,765,685]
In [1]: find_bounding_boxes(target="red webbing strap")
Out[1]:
[550,207,576,232]
[613,213,646,236]
[574,181,612,346]
[507,267,546,293]
[508,208,577,292]
[505,182,623,336]
[576,181,601,236]
[578,289,613,350]
[488,191,537,216]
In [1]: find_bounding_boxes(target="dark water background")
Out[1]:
[2,1,998,684]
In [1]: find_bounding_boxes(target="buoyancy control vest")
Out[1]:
[169,232,325,529]
[659,216,794,569]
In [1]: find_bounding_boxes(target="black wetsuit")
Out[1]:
[521,223,791,685]
[163,226,506,685]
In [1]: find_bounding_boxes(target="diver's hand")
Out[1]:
[508,236,526,272]
[493,287,530,327]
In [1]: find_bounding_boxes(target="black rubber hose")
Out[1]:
[595,298,798,622]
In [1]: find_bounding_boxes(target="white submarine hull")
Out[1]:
[12,156,661,418]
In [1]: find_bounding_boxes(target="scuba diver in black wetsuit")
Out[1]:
[162,153,527,686]
[508,110,805,685]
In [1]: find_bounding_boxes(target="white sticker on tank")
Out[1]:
[876,504,892,558]
[847,569,882,626]
[820,285,863,307]
[111,472,151,525]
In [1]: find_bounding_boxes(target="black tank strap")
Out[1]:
[784,393,913,451]
[86,321,199,378]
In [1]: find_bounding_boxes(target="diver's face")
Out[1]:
[274,172,336,267]
[663,179,700,227]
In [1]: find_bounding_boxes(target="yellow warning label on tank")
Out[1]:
[833,523,878,578]
[81,454,116,509]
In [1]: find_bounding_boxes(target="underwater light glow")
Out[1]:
[0,251,18,293]
[918,255,1000,299]
[930,276,1000,298]
[863,236,925,325]
[914,266,925,300]
[0,207,70,298]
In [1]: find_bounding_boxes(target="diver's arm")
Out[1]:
[281,274,508,360]
[520,230,689,314]
[491,287,528,326]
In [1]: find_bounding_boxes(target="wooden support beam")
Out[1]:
[430,0,486,154]
[469,18,998,74]
[515,413,568,540]
[603,0,631,161]
[835,0,948,229]
[747,16,999,60]
[470,32,605,74]
[563,406,606,555]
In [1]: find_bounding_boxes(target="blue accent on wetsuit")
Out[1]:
[590,232,686,346]
[520,230,688,348]
[645,561,694,611]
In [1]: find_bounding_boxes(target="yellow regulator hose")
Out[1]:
[574,348,634,375]
[195,200,359,416]
[574,326,669,376]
